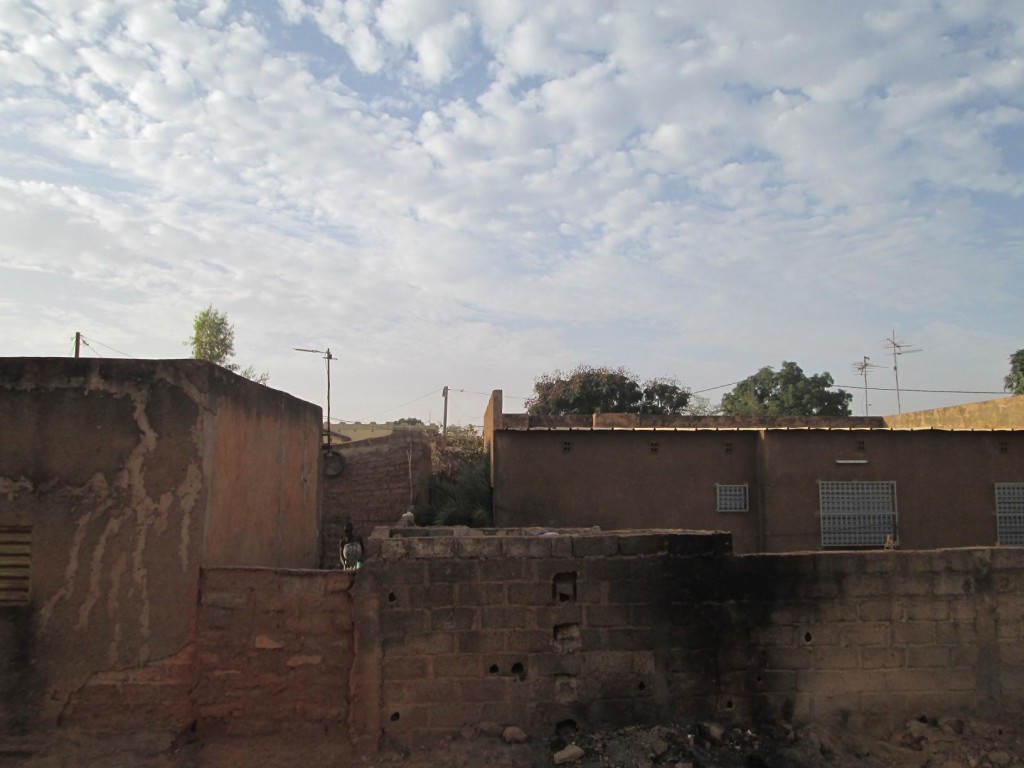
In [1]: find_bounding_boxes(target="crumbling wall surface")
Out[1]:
[195,567,354,736]
[713,547,1024,731]
[0,358,210,738]
[320,433,431,567]
[357,528,733,748]
[202,369,322,568]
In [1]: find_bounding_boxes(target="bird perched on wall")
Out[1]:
[340,522,363,570]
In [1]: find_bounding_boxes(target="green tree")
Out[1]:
[720,361,852,417]
[415,424,491,527]
[526,364,691,415]
[187,305,269,384]
[1005,349,1024,395]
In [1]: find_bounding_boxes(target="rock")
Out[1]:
[700,721,726,743]
[502,726,528,744]
[459,724,476,740]
[553,744,585,764]
[940,761,969,768]
[649,737,669,757]
[987,752,1011,767]
[478,721,504,737]
[907,720,931,739]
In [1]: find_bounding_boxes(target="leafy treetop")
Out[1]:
[1006,349,1024,396]
[187,305,269,384]
[720,361,851,417]
[526,364,691,415]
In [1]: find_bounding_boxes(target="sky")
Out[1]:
[2,0,1022,425]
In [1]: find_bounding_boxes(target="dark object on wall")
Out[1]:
[323,450,346,477]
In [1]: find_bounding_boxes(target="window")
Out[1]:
[818,481,897,548]
[995,483,1024,545]
[0,525,31,605]
[716,484,749,512]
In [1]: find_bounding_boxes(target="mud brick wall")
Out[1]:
[355,529,733,746]
[196,568,354,736]
[711,547,1024,732]
[321,434,431,567]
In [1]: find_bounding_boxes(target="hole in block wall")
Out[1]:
[511,662,526,680]
[388,592,397,603]
[552,623,582,654]
[804,632,813,643]
[489,664,500,674]
[725,442,734,454]
[562,441,573,453]
[637,681,646,691]
[555,719,578,739]
[649,442,659,454]
[1000,441,1009,454]
[390,712,400,722]
[725,699,734,710]
[552,572,577,604]
[553,675,578,704]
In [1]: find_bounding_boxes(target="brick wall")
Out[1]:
[321,434,431,567]
[196,568,354,736]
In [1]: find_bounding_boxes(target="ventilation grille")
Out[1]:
[0,525,31,605]
[819,481,897,548]
[996,483,1024,545]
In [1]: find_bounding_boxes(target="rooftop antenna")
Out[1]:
[851,356,884,416]
[883,331,921,414]
[294,347,335,450]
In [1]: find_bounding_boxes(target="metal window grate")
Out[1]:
[819,481,896,547]
[716,484,749,512]
[0,525,31,605]
[995,483,1024,545]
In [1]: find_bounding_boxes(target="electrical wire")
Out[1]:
[374,388,443,417]
[79,334,137,359]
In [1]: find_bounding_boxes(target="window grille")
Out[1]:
[0,525,31,605]
[716,484,749,513]
[818,481,896,548]
[995,483,1024,545]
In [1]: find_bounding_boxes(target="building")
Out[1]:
[483,390,1024,553]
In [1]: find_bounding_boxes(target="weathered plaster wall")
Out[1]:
[0,358,322,739]
[490,424,1024,553]
[884,397,1024,429]
[320,432,431,567]
[492,431,762,553]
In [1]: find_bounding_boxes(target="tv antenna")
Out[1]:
[883,331,921,414]
[851,356,884,416]
[294,347,335,450]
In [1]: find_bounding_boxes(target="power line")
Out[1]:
[374,388,443,417]
[833,384,1007,395]
[79,334,136,359]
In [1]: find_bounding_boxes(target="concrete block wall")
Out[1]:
[196,568,354,736]
[707,547,1024,731]
[356,528,732,746]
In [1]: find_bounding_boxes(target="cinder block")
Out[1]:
[386,631,454,656]
[811,647,859,670]
[456,678,510,703]
[572,536,618,557]
[616,535,669,556]
[428,559,478,583]
[504,630,554,654]
[502,537,554,559]
[407,537,458,559]
[480,605,532,630]
[507,582,553,606]
[455,536,504,559]
[857,599,902,622]
[890,621,936,646]
[457,582,506,606]
[934,572,974,596]
[457,630,506,654]
[860,647,905,670]
[477,559,528,582]
[906,645,950,668]
[585,604,632,628]
[763,647,813,670]
[407,583,454,608]
[903,599,950,621]
[432,654,485,678]
[842,622,888,646]
[380,609,428,639]
[430,607,478,632]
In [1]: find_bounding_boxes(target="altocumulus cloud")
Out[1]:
[1,0,1022,420]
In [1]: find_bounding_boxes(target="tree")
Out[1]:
[416,424,491,527]
[720,361,852,417]
[187,305,269,384]
[1005,349,1024,395]
[526,364,691,415]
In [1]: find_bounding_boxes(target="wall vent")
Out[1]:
[0,525,31,605]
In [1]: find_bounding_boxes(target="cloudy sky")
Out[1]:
[2,0,1022,424]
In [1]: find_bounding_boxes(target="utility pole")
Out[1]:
[851,356,883,416]
[294,347,335,449]
[883,331,921,414]
[442,386,449,438]
[74,332,81,358]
